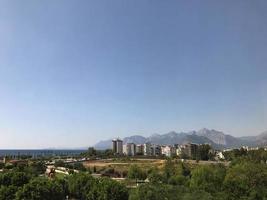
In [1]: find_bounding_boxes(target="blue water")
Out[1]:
[0,149,87,157]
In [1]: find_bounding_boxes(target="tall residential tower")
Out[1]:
[112,138,123,155]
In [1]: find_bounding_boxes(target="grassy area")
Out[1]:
[83,158,230,175]
[84,158,165,173]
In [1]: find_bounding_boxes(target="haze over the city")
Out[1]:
[0,0,267,149]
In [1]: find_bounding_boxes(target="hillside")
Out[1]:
[94,129,267,150]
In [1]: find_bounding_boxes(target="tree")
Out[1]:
[103,149,113,157]
[0,163,4,170]
[223,148,247,161]
[168,175,188,186]
[4,163,14,170]
[127,165,146,180]
[67,173,96,200]
[54,160,65,168]
[163,158,175,182]
[10,172,30,187]
[147,168,163,184]
[16,177,65,200]
[129,184,169,200]
[86,178,128,200]
[174,161,191,177]
[182,190,213,200]
[54,178,68,198]
[73,162,86,171]
[0,185,17,200]
[0,172,30,187]
[93,166,97,173]
[224,162,267,199]
[190,165,226,193]
[163,159,191,184]
[196,144,212,161]
[28,161,46,176]
[13,162,28,173]
[129,183,187,200]
[87,147,97,157]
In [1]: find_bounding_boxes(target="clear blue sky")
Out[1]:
[0,0,267,148]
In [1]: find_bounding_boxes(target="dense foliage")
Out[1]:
[0,161,128,200]
[129,150,267,200]
[81,147,114,158]
[0,149,267,200]
[130,161,267,200]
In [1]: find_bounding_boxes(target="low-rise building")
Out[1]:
[215,151,225,160]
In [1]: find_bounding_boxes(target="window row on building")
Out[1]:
[112,139,202,158]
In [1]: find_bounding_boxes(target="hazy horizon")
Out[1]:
[0,127,266,150]
[1,0,267,148]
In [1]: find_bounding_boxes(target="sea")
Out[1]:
[0,149,87,157]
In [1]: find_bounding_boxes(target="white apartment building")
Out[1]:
[161,145,176,157]
[123,143,136,156]
[144,143,152,156]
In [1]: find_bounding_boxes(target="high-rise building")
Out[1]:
[3,156,6,164]
[112,139,123,155]
[161,145,176,157]
[184,143,198,159]
[176,145,184,156]
[123,143,136,156]
[151,144,161,156]
[136,144,144,155]
[112,140,117,153]
[144,143,152,156]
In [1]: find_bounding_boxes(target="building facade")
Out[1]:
[144,143,152,156]
[151,144,161,156]
[112,139,123,155]
[123,143,136,156]
[136,144,144,155]
[161,145,176,157]
[183,143,198,158]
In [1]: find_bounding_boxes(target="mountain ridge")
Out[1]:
[94,128,267,150]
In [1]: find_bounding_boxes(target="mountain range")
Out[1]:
[94,128,267,150]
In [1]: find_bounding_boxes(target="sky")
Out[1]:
[0,0,267,149]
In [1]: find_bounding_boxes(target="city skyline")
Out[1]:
[1,0,267,148]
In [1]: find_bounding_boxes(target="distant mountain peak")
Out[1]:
[166,131,178,137]
[196,128,227,145]
[256,131,267,141]
[94,129,267,150]
[199,128,210,132]
[150,133,160,137]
